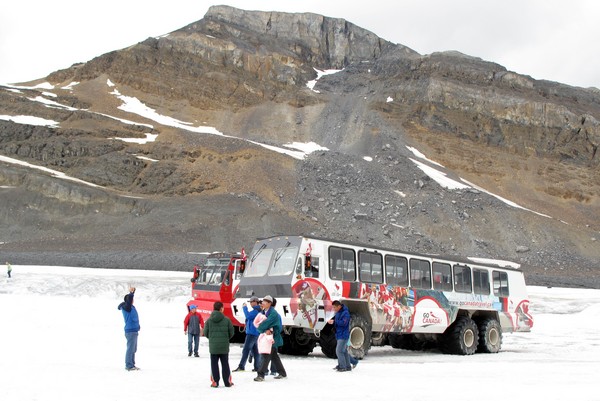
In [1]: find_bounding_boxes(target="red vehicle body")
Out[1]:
[187,252,246,339]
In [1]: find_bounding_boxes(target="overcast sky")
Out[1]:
[1,0,599,88]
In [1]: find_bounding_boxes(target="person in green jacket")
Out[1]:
[254,295,287,382]
[204,301,234,388]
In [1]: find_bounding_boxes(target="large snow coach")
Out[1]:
[187,251,247,339]
[231,235,533,358]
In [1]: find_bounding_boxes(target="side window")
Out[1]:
[358,251,383,283]
[493,271,509,297]
[234,260,245,280]
[329,247,356,281]
[473,269,490,295]
[454,264,472,293]
[409,258,431,289]
[432,262,453,291]
[330,247,343,280]
[385,255,408,286]
[296,257,303,276]
[342,249,356,281]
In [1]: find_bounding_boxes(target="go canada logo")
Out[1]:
[422,311,442,326]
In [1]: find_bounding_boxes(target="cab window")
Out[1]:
[305,256,320,277]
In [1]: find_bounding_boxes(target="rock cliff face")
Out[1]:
[0,6,598,288]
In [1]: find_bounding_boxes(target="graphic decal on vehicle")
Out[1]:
[290,279,331,328]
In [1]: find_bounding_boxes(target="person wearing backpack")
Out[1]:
[184,304,204,357]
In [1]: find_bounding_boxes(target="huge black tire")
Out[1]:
[319,325,337,359]
[280,328,317,356]
[441,316,479,355]
[477,318,502,353]
[232,327,246,343]
[348,314,372,360]
[388,333,426,351]
[371,332,387,347]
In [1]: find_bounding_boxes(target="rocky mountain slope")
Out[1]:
[1,5,598,288]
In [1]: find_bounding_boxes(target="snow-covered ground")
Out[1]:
[1,266,598,401]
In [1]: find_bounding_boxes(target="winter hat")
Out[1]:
[123,294,132,303]
[249,296,260,302]
[263,295,273,303]
[189,305,197,309]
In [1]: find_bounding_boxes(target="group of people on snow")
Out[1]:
[118,288,354,387]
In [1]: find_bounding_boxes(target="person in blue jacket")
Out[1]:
[327,300,357,372]
[233,296,262,372]
[118,287,141,371]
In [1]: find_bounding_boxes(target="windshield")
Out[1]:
[196,258,230,285]
[270,245,298,276]
[244,248,273,277]
[244,244,298,277]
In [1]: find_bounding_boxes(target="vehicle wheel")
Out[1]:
[319,325,337,359]
[348,314,372,360]
[477,318,502,353]
[371,332,387,347]
[280,328,317,356]
[388,333,426,351]
[441,316,478,355]
[232,327,246,343]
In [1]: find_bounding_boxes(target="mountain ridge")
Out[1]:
[0,6,598,288]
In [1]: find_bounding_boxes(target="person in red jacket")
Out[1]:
[184,305,205,357]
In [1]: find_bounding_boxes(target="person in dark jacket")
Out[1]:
[254,295,287,382]
[233,296,261,372]
[204,301,234,388]
[118,287,141,371]
[327,300,356,372]
[184,304,204,357]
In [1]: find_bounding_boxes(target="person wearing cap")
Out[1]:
[233,296,261,372]
[254,295,287,381]
[117,287,141,371]
[204,301,235,388]
[184,304,205,357]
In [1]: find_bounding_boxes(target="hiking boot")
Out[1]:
[188,352,192,357]
[233,367,244,372]
[254,376,264,382]
[274,375,287,379]
[194,353,199,357]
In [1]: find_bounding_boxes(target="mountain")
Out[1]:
[0,5,598,288]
